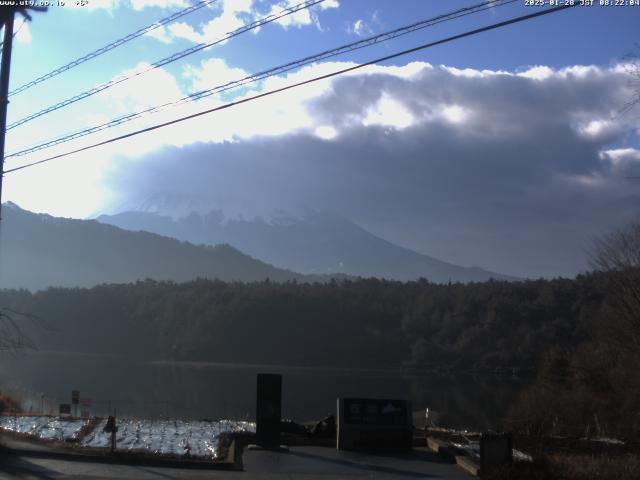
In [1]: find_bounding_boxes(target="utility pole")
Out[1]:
[0,10,15,222]
[0,5,46,223]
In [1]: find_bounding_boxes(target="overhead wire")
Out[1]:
[0,17,28,49]
[6,0,518,160]
[8,0,219,97]
[3,3,579,175]
[12,18,27,38]
[6,0,327,131]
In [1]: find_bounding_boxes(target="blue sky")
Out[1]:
[8,1,637,84]
[2,0,640,277]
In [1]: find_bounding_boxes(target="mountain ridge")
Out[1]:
[0,202,342,291]
[96,207,516,283]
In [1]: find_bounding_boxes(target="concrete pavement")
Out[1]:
[0,445,470,479]
[242,445,469,478]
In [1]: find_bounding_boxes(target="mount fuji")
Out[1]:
[96,195,514,283]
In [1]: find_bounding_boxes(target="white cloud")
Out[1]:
[444,66,507,78]
[183,58,249,93]
[600,148,640,177]
[270,0,339,30]
[602,148,640,163]
[144,25,173,44]
[102,62,185,110]
[9,60,636,162]
[347,19,372,37]
[198,12,244,42]
[26,60,635,160]
[576,119,622,141]
[314,125,337,140]
[167,21,205,43]
[518,65,554,80]
[362,95,414,129]
[321,0,339,9]
[580,120,610,137]
[161,0,249,44]
[144,0,337,45]
[559,65,602,78]
[441,105,471,125]
[517,64,605,81]
[269,0,314,29]
[224,0,253,15]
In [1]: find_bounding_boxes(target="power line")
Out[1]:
[0,17,27,49]
[6,0,517,160]
[12,18,26,38]
[4,3,578,175]
[6,0,327,131]
[8,0,219,97]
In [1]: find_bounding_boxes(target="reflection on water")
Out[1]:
[0,351,526,430]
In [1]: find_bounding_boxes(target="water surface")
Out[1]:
[0,351,526,430]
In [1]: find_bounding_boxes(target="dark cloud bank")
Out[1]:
[103,63,640,278]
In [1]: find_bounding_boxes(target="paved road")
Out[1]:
[0,446,469,479]
[242,445,470,479]
[0,452,238,479]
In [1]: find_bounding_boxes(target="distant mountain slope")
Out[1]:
[97,209,514,283]
[0,203,317,291]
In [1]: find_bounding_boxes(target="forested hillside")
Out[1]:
[0,203,334,290]
[0,275,604,371]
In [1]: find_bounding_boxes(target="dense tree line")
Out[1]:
[0,274,606,372]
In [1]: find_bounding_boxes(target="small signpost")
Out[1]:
[58,404,71,419]
[80,398,91,418]
[71,390,80,418]
[337,398,412,452]
[104,415,118,453]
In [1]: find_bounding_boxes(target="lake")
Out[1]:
[0,351,526,431]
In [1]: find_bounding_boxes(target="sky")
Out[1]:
[1,0,640,278]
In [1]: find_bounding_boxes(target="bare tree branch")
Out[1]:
[590,219,640,355]
[0,307,41,352]
[620,44,640,114]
